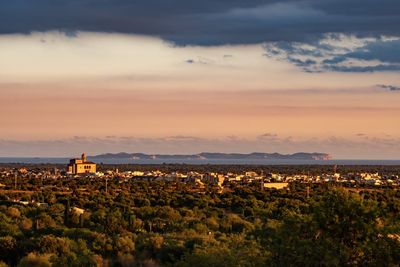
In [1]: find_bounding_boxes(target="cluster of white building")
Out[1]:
[1,166,399,189]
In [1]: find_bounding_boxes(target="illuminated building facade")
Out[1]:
[67,153,96,174]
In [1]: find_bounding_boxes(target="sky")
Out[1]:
[0,1,399,159]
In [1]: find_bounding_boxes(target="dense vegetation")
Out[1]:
[0,171,399,266]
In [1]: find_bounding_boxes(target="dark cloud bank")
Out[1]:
[1,0,400,72]
[1,0,399,44]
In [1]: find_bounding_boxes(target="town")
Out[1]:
[0,153,398,196]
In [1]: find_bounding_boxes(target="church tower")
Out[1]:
[82,153,87,162]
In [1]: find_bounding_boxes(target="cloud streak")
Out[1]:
[377,84,400,91]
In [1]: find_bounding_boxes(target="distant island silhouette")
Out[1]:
[91,152,332,161]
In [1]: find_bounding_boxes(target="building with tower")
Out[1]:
[67,153,97,174]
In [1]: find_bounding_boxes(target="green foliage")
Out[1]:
[175,235,267,267]
[265,189,400,266]
[0,175,399,266]
[17,253,52,267]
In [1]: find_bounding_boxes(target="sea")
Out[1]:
[0,158,399,165]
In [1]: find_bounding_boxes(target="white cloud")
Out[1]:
[264,34,400,72]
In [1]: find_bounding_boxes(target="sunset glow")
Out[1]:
[1,2,400,159]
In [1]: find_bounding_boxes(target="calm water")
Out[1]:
[0,157,399,165]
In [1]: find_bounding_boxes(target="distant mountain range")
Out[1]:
[90,152,332,161]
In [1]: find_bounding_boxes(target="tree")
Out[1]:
[0,236,17,266]
[265,189,400,266]
[18,253,52,267]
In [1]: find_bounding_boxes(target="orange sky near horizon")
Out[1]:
[0,32,399,158]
